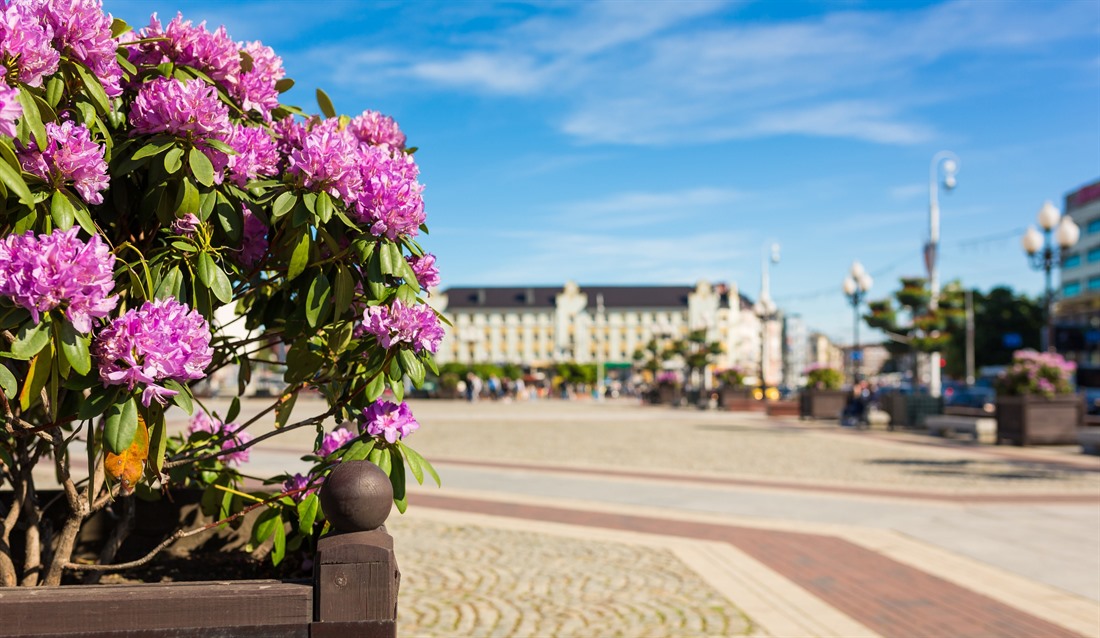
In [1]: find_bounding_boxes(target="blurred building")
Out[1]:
[808,332,845,373]
[1056,178,1100,364]
[430,281,767,380]
[781,314,809,388]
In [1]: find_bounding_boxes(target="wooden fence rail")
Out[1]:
[0,461,399,638]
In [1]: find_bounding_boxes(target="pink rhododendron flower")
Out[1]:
[236,206,268,268]
[93,297,213,407]
[287,120,361,202]
[236,40,284,119]
[361,298,444,354]
[18,120,109,204]
[133,12,240,86]
[30,0,122,97]
[0,69,21,138]
[348,110,406,150]
[283,472,320,501]
[318,427,357,457]
[406,253,439,291]
[187,412,252,465]
[171,213,201,236]
[0,3,60,87]
[354,146,425,240]
[0,227,117,333]
[360,400,419,444]
[130,76,231,139]
[225,123,279,187]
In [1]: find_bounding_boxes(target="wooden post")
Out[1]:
[312,460,400,638]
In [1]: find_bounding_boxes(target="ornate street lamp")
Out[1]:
[927,151,959,398]
[843,261,873,382]
[755,243,780,395]
[1022,201,1080,351]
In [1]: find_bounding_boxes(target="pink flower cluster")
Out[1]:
[361,299,444,354]
[18,120,109,204]
[171,213,201,236]
[131,13,285,120]
[129,76,231,139]
[996,349,1076,398]
[0,69,20,138]
[0,2,60,87]
[406,253,439,291]
[655,370,682,385]
[93,297,213,407]
[187,412,252,465]
[225,123,279,187]
[0,227,117,333]
[236,206,268,268]
[360,400,419,444]
[348,110,406,150]
[283,472,320,502]
[32,0,122,97]
[318,427,357,457]
[278,115,426,240]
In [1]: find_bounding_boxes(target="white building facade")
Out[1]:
[430,281,768,379]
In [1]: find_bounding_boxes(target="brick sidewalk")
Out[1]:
[411,492,1086,638]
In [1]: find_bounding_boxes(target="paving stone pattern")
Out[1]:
[406,400,1100,494]
[387,517,755,638]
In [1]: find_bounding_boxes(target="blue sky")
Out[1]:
[104,0,1100,343]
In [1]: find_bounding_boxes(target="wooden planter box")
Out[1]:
[996,395,1082,446]
[766,400,799,418]
[720,387,764,412]
[655,385,682,406]
[799,389,848,420]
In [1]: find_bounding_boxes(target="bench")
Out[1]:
[1079,427,1100,455]
[925,415,996,443]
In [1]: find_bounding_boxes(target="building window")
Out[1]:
[1064,253,1081,268]
[1064,281,1082,297]
[1090,277,1100,291]
[1088,218,1100,234]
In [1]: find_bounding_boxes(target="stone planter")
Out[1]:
[995,395,1082,446]
[720,387,763,412]
[799,389,848,420]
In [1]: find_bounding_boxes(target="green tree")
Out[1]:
[941,287,1042,378]
[864,277,965,380]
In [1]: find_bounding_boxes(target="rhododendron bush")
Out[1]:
[0,0,441,586]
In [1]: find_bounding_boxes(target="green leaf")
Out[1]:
[197,252,233,304]
[149,418,168,475]
[288,231,310,281]
[74,62,110,114]
[16,90,46,149]
[364,372,386,402]
[272,191,297,219]
[0,363,15,398]
[18,344,51,411]
[252,508,280,545]
[71,201,97,236]
[368,445,391,476]
[274,78,294,93]
[332,266,354,318]
[216,193,243,243]
[104,396,138,455]
[49,190,75,230]
[315,191,334,223]
[397,349,425,387]
[77,387,118,420]
[271,519,286,566]
[155,266,183,300]
[132,140,172,161]
[297,494,319,531]
[305,273,332,328]
[110,17,132,38]
[164,146,184,174]
[402,444,440,486]
[388,448,406,512]
[342,438,376,463]
[45,77,64,109]
[275,389,298,428]
[188,147,216,187]
[316,88,336,118]
[12,320,51,358]
[225,396,241,424]
[285,340,323,383]
[59,321,91,376]
[163,379,193,415]
[327,322,354,354]
[0,156,32,207]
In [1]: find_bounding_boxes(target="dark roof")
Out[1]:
[444,285,754,311]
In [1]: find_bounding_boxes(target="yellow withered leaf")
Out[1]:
[105,414,149,495]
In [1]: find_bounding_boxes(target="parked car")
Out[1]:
[942,382,995,413]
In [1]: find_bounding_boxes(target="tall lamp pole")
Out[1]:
[843,261,873,383]
[927,151,959,397]
[756,243,780,392]
[1022,201,1080,351]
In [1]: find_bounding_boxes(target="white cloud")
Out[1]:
[306,0,1098,146]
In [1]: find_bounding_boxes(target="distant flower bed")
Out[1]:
[656,370,682,387]
[804,363,843,390]
[995,350,1075,398]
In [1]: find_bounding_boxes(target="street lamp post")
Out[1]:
[1022,201,1080,351]
[842,261,873,383]
[927,151,959,398]
[756,243,780,393]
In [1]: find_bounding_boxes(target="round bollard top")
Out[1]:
[318,460,393,533]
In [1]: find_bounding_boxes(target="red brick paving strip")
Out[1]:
[432,457,1100,505]
[413,493,1084,638]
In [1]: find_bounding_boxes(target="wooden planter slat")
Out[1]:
[0,580,312,637]
[799,390,848,420]
[996,395,1082,446]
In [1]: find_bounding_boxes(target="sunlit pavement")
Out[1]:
[52,396,1100,637]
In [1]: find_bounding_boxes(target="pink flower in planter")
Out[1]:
[94,297,213,406]
[0,227,117,333]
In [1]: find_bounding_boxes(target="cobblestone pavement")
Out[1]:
[388,517,755,638]
[404,399,1100,494]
